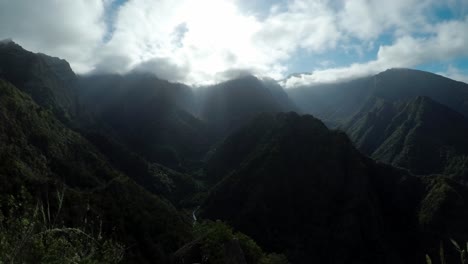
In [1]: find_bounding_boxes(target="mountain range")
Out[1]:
[287,68,468,180]
[201,112,468,263]
[2,41,468,263]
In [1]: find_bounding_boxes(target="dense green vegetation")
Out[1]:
[197,75,297,136]
[77,73,209,171]
[0,40,288,264]
[344,96,468,180]
[287,68,468,125]
[0,41,78,121]
[201,112,468,263]
[0,78,191,263]
[173,220,288,264]
[288,68,468,180]
[0,188,124,263]
[3,41,468,264]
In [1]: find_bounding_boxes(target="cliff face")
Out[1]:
[0,41,79,119]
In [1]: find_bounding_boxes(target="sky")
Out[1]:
[0,0,468,87]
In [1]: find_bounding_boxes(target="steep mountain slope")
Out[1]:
[197,75,297,136]
[344,96,468,181]
[77,73,210,170]
[261,77,299,112]
[0,42,203,205]
[287,68,468,125]
[287,77,372,125]
[0,79,192,263]
[201,112,468,264]
[83,130,202,207]
[0,40,78,120]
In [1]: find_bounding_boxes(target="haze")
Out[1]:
[1,0,468,86]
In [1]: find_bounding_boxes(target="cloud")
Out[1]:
[1,0,468,86]
[338,0,435,40]
[0,0,344,84]
[92,0,272,83]
[255,0,341,55]
[214,68,255,82]
[440,65,468,84]
[132,57,191,82]
[92,54,134,74]
[0,0,106,72]
[282,16,468,88]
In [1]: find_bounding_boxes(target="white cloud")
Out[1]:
[440,65,468,84]
[255,0,341,54]
[338,0,435,40]
[282,16,468,88]
[95,0,271,83]
[0,0,344,84]
[1,0,468,85]
[0,0,106,72]
[132,57,191,82]
[101,0,347,83]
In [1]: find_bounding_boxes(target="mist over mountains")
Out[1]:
[2,40,468,264]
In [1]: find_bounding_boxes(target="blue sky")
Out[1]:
[1,0,468,86]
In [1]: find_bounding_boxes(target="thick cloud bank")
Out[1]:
[1,0,467,86]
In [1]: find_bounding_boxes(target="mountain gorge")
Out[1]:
[201,112,468,264]
[77,73,208,171]
[197,75,297,136]
[344,96,468,180]
[288,69,468,178]
[288,68,468,124]
[0,78,191,263]
[2,41,468,264]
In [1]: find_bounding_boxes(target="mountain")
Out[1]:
[77,74,297,171]
[77,73,210,171]
[261,77,298,112]
[344,96,468,180]
[0,41,203,202]
[286,69,468,178]
[201,112,468,263]
[0,40,78,121]
[0,79,192,263]
[4,41,468,264]
[197,75,297,136]
[82,130,202,207]
[287,68,468,125]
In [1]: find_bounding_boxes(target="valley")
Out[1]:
[1,41,468,264]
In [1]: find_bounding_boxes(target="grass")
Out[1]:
[0,186,124,263]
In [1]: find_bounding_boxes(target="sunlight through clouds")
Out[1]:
[1,0,467,86]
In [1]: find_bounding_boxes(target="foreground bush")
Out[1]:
[0,187,124,264]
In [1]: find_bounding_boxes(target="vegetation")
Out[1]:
[0,40,78,121]
[287,68,468,124]
[0,77,192,262]
[0,188,124,263]
[201,112,468,263]
[3,41,468,264]
[199,75,296,136]
[173,220,288,264]
[426,239,468,264]
[344,96,468,179]
[77,73,210,171]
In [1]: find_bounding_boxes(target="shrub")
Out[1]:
[0,187,124,263]
[193,220,288,264]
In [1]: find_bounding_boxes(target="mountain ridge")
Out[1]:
[0,78,193,263]
[0,41,79,120]
[344,95,468,181]
[287,68,468,124]
[201,112,468,263]
[3,40,468,264]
